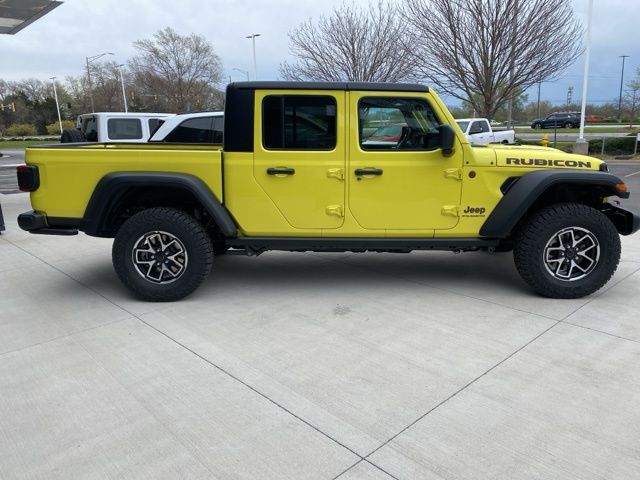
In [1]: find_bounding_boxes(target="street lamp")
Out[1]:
[574,0,593,154]
[245,34,261,80]
[618,55,630,121]
[117,64,128,112]
[85,52,114,112]
[50,77,63,134]
[232,68,250,81]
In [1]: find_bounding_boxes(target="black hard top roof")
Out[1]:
[228,81,429,93]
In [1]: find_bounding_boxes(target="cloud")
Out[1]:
[1,0,638,107]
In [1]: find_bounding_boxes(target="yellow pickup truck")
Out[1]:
[17,81,639,301]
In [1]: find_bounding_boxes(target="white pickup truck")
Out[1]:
[455,118,515,145]
[60,112,173,143]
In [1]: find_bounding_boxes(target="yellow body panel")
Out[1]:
[28,145,223,219]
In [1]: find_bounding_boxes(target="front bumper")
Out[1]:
[18,210,78,236]
[603,204,640,236]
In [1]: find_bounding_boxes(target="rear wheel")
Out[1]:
[513,203,620,298]
[564,122,574,129]
[112,207,213,301]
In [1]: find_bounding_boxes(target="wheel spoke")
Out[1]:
[543,226,600,282]
[132,230,189,284]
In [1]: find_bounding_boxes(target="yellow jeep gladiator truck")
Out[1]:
[17,81,639,301]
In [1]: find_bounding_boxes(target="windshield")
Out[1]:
[456,121,470,131]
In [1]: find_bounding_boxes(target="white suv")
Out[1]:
[149,111,224,144]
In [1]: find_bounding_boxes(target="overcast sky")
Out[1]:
[1,0,638,109]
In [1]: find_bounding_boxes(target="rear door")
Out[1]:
[253,91,346,229]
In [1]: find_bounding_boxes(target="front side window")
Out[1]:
[359,97,441,150]
[148,118,165,136]
[163,116,223,144]
[107,118,143,140]
[262,95,337,150]
[456,121,470,132]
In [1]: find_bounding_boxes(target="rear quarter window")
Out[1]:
[107,118,143,140]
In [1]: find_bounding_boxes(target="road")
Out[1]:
[0,149,23,194]
[517,132,632,142]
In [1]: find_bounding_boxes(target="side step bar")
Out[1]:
[226,237,500,255]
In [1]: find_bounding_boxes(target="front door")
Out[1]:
[253,91,346,229]
[348,92,463,232]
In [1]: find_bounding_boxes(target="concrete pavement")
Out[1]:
[1,193,640,479]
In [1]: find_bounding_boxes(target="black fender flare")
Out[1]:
[82,172,237,237]
[480,170,628,238]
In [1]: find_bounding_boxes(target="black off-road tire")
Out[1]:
[60,128,86,143]
[513,203,620,298]
[112,208,213,301]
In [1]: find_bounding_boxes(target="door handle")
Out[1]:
[354,168,383,176]
[267,167,295,176]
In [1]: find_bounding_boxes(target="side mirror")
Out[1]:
[438,124,455,155]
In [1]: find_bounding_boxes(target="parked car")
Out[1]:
[149,111,224,144]
[60,112,173,143]
[455,118,515,145]
[361,123,404,147]
[531,112,580,129]
[585,115,604,123]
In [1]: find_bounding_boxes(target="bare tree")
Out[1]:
[280,1,416,82]
[624,68,640,122]
[404,0,582,118]
[128,27,223,111]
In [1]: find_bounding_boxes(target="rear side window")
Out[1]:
[262,95,337,150]
[107,118,143,140]
[163,117,223,144]
[82,116,98,141]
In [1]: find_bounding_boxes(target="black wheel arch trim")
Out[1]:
[82,172,237,238]
[480,170,630,238]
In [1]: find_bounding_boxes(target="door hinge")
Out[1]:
[327,168,344,181]
[326,205,344,217]
[444,168,462,180]
[441,205,460,217]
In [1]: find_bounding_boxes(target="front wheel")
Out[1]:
[513,203,620,298]
[112,207,213,301]
[564,122,574,129]
[532,123,542,129]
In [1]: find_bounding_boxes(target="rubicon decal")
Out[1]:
[504,158,592,168]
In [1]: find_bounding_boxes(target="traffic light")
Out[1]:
[0,103,16,112]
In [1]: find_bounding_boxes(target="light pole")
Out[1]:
[233,68,250,81]
[85,52,114,112]
[245,34,261,80]
[117,64,128,112]
[50,76,63,134]
[618,55,630,121]
[574,0,593,154]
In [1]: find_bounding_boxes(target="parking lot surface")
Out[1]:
[1,193,640,479]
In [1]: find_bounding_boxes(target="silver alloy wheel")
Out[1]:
[543,227,600,281]
[131,231,188,284]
